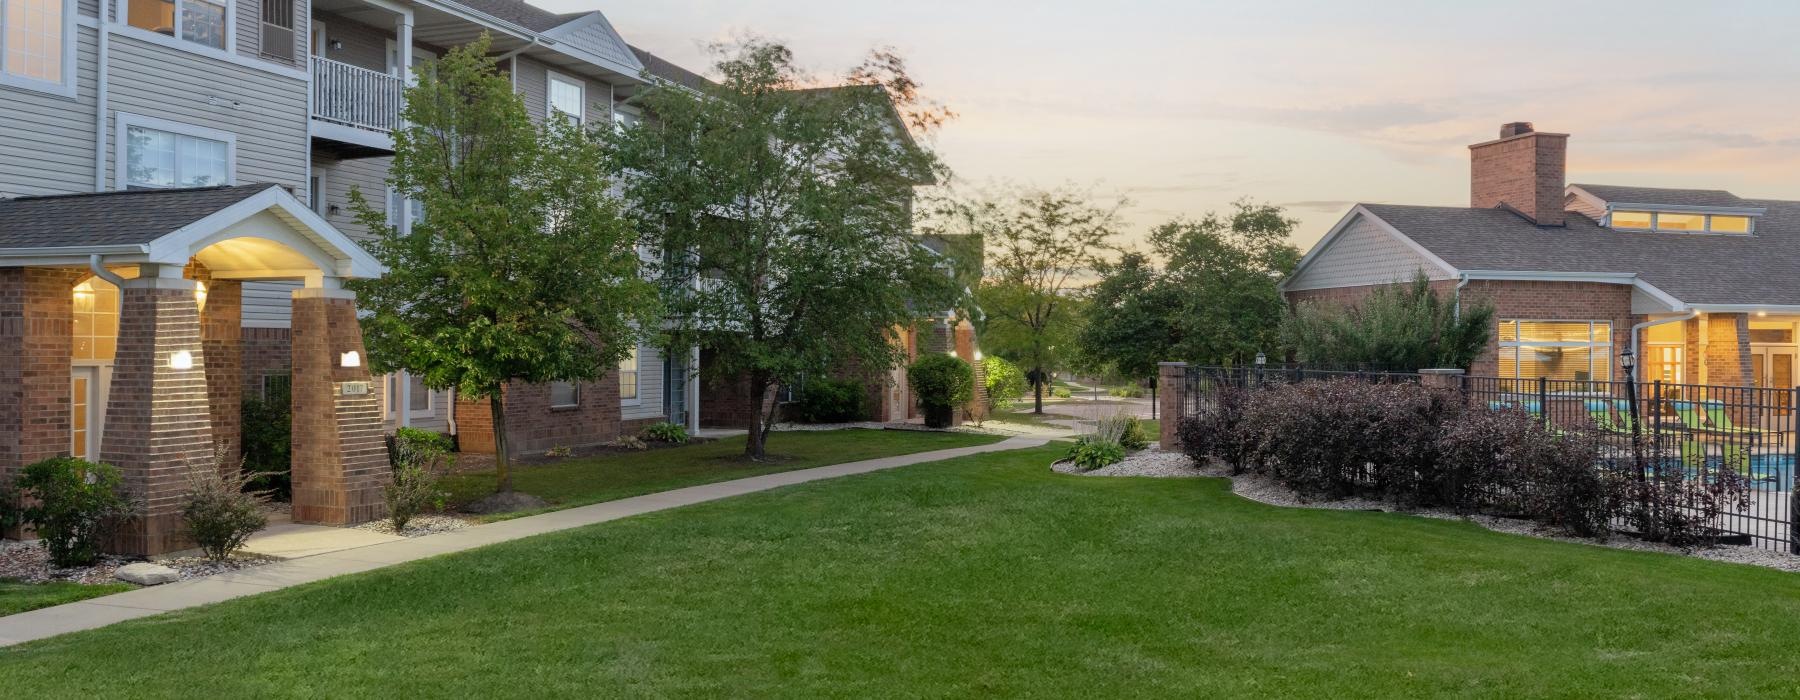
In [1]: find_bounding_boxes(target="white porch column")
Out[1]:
[687,345,701,434]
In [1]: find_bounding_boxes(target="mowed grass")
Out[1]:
[8,444,1800,696]
[0,580,131,616]
[443,428,1002,520]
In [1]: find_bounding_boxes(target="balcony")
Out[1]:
[311,56,401,158]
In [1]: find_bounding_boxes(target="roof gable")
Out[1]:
[540,11,643,76]
[1284,208,1455,292]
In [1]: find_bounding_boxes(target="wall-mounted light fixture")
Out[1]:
[340,350,362,368]
[169,350,194,370]
[195,280,208,312]
[328,39,343,50]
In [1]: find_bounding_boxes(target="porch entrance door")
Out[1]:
[71,367,100,459]
[1752,347,1796,410]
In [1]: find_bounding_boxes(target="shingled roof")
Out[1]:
[1359,197,1800,307]
[0,184,276,249]
[1571,184,1753,209]
[629,45,713,91]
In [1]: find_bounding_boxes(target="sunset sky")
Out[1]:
[552,0,1800,251]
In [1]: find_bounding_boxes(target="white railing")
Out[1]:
[312,56,403,134]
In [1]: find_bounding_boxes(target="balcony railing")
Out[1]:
[312,56,402,134]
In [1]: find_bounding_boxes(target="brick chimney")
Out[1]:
[1469,122,1568,227]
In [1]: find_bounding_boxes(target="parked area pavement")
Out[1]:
[0,436,1048,647]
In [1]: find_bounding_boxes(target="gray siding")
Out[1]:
[312,153,390,243]
[78,0,97,18]
[105,34,309,192]
[1287,214,1449,291]
[516,55,547,121]
[621,344,664,422]
[314,11,388,72]
[242,280,301,327]
[558,21,635,68]
[0,26,100,198]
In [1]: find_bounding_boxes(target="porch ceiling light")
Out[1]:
[195,281,208,312]
[169,350,194,370]
[340,350,362,368]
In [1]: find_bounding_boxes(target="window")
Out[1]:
[3,0,67,86]
[120,115,232,190]
[613,108,639,131]
[547,71,583,122]
[1496,320,1614,386]
[408,373,430,412]
[1644,321,1685,383]
[618,346,639,401]
[309,173,325,214]
[386,187,424,233]
[127,0,226,49]
[1609,210,1754,234]
[549,381,578,408]
[1750,327,1796,344]
[71,277,120,362]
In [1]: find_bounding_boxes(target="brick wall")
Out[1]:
[200,276,242,468]
[242,327,292,398]
[1704,313,1752,387]
[289,291,387,526]
[1469,126,1567,226]
[454,372,629,457]
[0,268,81,484]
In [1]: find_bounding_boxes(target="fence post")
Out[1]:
[1157,362,1187,451]
[1792,386,1799,555]
[1537,376,1550,430]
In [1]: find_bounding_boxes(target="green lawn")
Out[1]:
[443,428,1001,520]
[0,580,131,617]
[8,444,1800,696]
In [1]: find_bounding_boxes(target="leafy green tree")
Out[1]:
[981,355,1028,414]
[934,188,1119,413]
[603,39,957,459]
[1281,272,1494,370]
[350,36,657,492]
[1153,200,1301,365]
[1075,251,1180,382]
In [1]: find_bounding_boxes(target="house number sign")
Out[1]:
[341,381,371,396]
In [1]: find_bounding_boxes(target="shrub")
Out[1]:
[640,421,690,444]
[607,435,649,451]
[1434,408,1614,535]
[908,354,973,428]
[791,378,868,423]
[1108,385,1146,399]
[1119,416,1150,450]
[1279,272,1494,370]
[181,446,269,561]
[1177,385,1252,472]
[1065,437,1126,471]
[1051,386,1072,399]
[240,381,292,500]
[982,356,1028,413]
[543,445,573,458]
[1240,379,1455,500]
[1617,452,1752,548]
[385,428,452,533]
[16,457,133,567]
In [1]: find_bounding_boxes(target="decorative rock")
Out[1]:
[114,562,181,586]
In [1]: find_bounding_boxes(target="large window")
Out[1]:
[1496,320,1613,385]
[1609,210,1754,235]
[72,277,120,362]
[121,116,232,190]
[618,346,639,401]
[127,0,226,49]
[547,71,583,123]
[3,0,66,86]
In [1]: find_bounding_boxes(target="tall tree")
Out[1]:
[1154,200,1301,365]
[1281,273,1494,370]
[935,188,1119,413]
[1075,251,1181,382]
[603,39,958,459]
[350,36,657,494]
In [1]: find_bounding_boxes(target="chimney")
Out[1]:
[1469,122,1568,227]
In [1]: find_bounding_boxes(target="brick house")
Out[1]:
[1281,122,1799,393]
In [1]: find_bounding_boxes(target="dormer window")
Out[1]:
[1607,209,1756,235]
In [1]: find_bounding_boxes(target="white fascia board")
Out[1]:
[414,0,535,40]
[145,186,385,279]
[1689,303,1800,314]
[1278,205,1458,292]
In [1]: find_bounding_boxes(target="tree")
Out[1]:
[1281,272,1493,370]
[603,39,958,459]
[349,36,657,494]
[1075,251,1180,382]
[935,188,1119,413]
[1153,200,1302,365]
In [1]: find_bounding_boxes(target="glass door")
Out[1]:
[71,367,99,459]
[1753,347,1796,410]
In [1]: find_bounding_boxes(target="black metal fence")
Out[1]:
[1178,365,1800,552]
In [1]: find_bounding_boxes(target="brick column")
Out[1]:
[1704,313,1752,388]
[290,288,388,526]
[104,272,213,555]
[201,279,242,469]
[0,269,81,477]
[1157,362,1186,450]
[954,320,983,423]
[1418,368,1465,392]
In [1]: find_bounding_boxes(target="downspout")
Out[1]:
[92,4,111,190]
[87,254,125,287]
[1452,272,1471,322]
[1629,309,1698,382]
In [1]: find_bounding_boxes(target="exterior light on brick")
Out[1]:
[169,349,194,370]
[340,350,361,368]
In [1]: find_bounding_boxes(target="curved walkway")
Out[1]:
[0,436,1049,647]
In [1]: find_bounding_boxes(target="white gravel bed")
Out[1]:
[0,539,274,585]
[352,513,473,537]
[1056,450,1800,573]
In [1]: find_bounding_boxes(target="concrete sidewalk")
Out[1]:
[0,436,1048,647]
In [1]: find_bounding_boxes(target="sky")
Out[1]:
[542,0,1800,252]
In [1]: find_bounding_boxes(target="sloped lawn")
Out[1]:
[7,444,1800,696]
[0,580,131,617]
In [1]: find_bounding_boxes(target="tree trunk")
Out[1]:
[490,392,512,493]
[745,371,770,460]
[1033,369,1044,414]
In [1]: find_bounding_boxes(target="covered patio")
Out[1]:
[0,184,386,555]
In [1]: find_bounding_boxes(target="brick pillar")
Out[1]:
[290,288,388,526]
[1418,368,1465,392]
[1704,313,1753,388]
[103,273,213,556]
[0,269,81,476]
[1157,362,1186,450]
[201,279,242,469]
[954,320,984,423]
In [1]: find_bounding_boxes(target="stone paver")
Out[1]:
[0,435,1047,647]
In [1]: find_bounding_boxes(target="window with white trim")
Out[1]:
[549,381,578,408]
[122,118,231,190]
[2,0,67,85]
[126,0,227,49]
[1496,320,1614,386]
[1608,210,1754,235]
[618,346,639,401]
[547,71,584,123]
